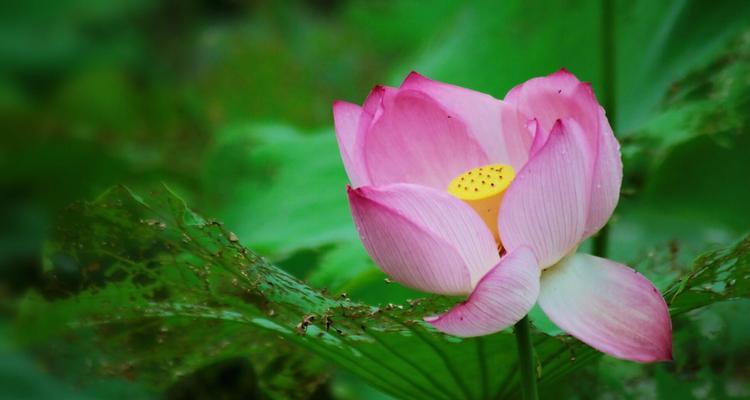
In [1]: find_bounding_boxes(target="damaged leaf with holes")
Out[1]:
[13,186,750,399]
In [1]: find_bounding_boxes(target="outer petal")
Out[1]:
[401,72,532,170]
[348,183,499,295]
[504,69,599,140]
[583,109,622,238]
[361,89,490,190]
[335,85,399,188]
[333,101,367,187]
[499,119,593,268]
[538,254,672,362]
[425,247,540,337]
[504,70,623,238]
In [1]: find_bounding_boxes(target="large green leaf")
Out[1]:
[617,0,750,132]
[606,34,750,271]
[18,187,750,399]
[199,123,379,294]
[201,124,354,255]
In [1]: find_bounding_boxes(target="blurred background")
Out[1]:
[1,0,750,398]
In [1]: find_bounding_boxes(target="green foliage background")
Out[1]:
[1,0,750,399]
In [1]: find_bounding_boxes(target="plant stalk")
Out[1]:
[594,0,616,258]
[514,315,538,400]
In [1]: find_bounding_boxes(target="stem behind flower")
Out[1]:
[594,0,617,258]
[514,315,538,400]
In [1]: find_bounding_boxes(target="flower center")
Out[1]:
[447,164,515,245]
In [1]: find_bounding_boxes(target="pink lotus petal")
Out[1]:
[361,89,490,190]
[425,246,540,337]
[333,101,368,187]
[362,85,386,115]
[506,69,581,103]
[499,119,593,268]
[538,254,672,362]
[401,72,532,170]
[504,70,623,239]
[335,85,400,188]
[526,118,547,158]
[347,183,499,295]
[361,84,396,117]
[504,69,599,140]
[501,102,535,168]
[583,109,622,238]
[357,85,399,144]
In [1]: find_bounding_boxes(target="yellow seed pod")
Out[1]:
[447,164,515,244]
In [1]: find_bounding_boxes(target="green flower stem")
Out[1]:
[592,223,610,257]
[514,315,538,400]
[594,0,616,258]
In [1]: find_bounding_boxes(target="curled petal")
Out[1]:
[358,84,399,132]
[348,184,499,295]
[333,101,368,186]
[401,72,532,170]
[362,89,490,190]
[499,119,593,268]
[538,253,673,363]
[425,247,540,337]
[526,118,546,158]
[362,85,386,116]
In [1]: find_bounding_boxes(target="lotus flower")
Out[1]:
[333,70,672,362]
